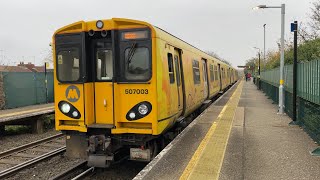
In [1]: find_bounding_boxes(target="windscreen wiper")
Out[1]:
[127,42,137,65]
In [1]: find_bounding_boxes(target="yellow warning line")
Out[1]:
[0,106,54,118]
[180,81,244,180]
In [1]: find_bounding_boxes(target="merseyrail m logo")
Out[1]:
[65,85,80,102]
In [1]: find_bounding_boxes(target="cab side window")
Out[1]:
[168,53,175,84]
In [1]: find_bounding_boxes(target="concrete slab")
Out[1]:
[0,103,54,124]
[220,81,320,180]
[135,80,320,180]
[134,83,239,180]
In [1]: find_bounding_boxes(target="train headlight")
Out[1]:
[129,112,136,119]
[61,103,71,113]
[138,104,148,115]
[126,101,152,121]
[72,111,79,117]
[96,20,104,29]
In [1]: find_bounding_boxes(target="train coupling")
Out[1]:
[87,135,114,167]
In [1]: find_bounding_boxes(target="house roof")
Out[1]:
[0,66,32,72]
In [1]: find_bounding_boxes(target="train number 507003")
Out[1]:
[125,89,148,94]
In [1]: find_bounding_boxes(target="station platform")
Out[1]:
[134,80,320,180]
[0,103,54,125]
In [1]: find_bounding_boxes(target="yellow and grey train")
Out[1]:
[53,18,238,167]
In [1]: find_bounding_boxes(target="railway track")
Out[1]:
[50,160,94,180]
[0,133,66,179]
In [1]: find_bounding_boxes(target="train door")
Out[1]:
[218,64,222,91]
[228,68,231,84]
[230,69,234,83]
[201,59,209,99]
[174,49,183,111]
[92,40,114,127]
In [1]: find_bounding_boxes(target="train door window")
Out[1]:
[192,60,200,84]
[210,64,214,82]
[214,65,218,81]
[174,55,181,86]
[167,53,175,84]
[96,49,113,80]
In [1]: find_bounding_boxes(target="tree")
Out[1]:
[297,0,320,42]
[43,47,53,63]
[206,51,232,66]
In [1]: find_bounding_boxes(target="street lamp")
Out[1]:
[255,4,285,114]
[253,47,261,76]
[263,24,266,70]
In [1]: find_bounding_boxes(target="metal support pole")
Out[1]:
[263,24,266,69]
[258,51,261,89]
[258,52,261,76]
[45,62,48,103]
[293,21,298,121]
[278,4,285,114]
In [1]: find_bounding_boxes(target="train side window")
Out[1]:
[192,60,200,84]
[221,68,224,79]
[167,53,175,84]
[174,55,181,86]
[210,64,214,82]
[214,65,218,80]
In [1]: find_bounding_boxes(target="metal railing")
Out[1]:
[259,59,320,142]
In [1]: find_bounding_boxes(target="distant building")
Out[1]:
[0,65,31,72]
[0,62,53,73]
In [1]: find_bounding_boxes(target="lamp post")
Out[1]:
[254,47,261,89]
[253,47,261,76]
[263,24,266,70]
[255,4,285,114]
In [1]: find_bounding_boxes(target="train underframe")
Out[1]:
[64,83,235,168]
[63,111,200,168]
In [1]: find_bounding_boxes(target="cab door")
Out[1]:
[93,41,114,126]
[174,49,183,111]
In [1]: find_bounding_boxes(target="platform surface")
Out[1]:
[0,103,54,124]
[134,80,320,180]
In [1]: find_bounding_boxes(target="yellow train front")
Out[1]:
[53,18,238,167]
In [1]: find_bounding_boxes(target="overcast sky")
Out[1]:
[0,0,313,67]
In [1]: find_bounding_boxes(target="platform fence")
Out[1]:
[259,59,320,142]
[0,72,54,109]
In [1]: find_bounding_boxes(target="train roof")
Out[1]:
[54,18,234,69]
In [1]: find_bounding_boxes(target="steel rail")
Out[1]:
[0,146,66,179]
[72,167,95,180]
[49,160,88,180]
[0,133,64,158]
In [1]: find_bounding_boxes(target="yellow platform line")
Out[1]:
[0,106,54,118]
[180,81,244,180]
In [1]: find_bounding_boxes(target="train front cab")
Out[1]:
[53,19,160,167]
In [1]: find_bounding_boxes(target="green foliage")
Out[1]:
[252,38,320,70]
[248,0,320,70]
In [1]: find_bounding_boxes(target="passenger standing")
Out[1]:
[245,73,248,81]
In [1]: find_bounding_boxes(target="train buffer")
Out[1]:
[134,80,320,180]
[0,103,54,134]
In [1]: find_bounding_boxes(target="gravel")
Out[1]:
[6,154,84,180]
[4,154,146,180]
[0,129,60,152]
[84,160,147,180]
